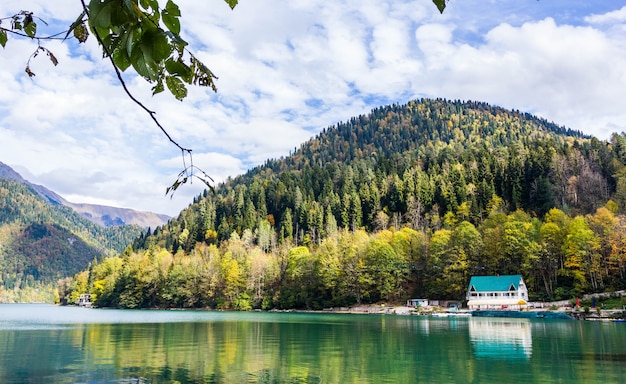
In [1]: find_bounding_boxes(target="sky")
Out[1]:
[1,0,626,217]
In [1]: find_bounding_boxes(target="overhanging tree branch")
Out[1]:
[81,0,190,155]
[2,0,445,198]
[2,1,227,196]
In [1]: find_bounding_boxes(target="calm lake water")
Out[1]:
[0,304,624,383]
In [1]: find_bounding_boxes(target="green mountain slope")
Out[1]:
[136,98,615,252]
[64,98,626,309]
[0,178,144,299]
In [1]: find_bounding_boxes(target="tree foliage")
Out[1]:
[1,0,240,194]
[2,0,237,97]
[60,197,626,310]
[69,98,623,308]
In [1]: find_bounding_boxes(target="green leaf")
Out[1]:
[23,13,34,32]
[165,75,187,100]
[161,1,181,35]
[111,4,139,26]
[224,0,238,10]
[131,43,159,80]
[165,59,192,82]
[162,12,181,35]
[112,46,132,71]
[433,0,446,13]
[148,0,160,12]
[126,26,142,57]
[24,20,37,38]
[0,30,7,48]
[94,25,111,41]
[165,0,181,17]
[140,28,171,63]
[89,0,115,28]
[152,78,165,95]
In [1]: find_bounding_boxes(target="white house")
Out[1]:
[466,275,528,310]
[78,293,92,307]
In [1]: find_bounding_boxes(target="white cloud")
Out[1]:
[585,6,626,24]
[2,1,626,216]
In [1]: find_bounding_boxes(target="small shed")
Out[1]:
[466,275,528,310]
[407,299,429,308]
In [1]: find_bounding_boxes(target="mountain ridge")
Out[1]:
[0,161,170,229]
[0,177,147,301]
[136,98,611,252]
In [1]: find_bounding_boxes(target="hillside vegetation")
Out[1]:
[60,99,626,309]
[0,179,144,302]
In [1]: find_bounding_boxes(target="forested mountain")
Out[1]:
[0,162,170,228]
[62,99,626,309]
[136,99,608,250]
[0,178,145,302]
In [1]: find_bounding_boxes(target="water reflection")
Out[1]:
[469,318,532,360]
[2,305,625,383]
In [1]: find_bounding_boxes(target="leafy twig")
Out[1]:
[78,0,213,196]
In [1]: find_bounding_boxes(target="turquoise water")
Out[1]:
[0,304,624,383]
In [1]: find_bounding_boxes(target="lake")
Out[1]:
[0,304,624,383]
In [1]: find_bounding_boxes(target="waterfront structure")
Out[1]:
[406,299,429,307]
[466,275,528,310]
[78,294,92,307]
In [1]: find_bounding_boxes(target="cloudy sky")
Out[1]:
[1,0,626,217]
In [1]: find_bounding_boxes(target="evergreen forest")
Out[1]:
[54,99,626,309]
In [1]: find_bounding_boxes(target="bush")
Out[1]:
[233,293,252,311]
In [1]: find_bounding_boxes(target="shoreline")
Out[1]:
[39,301,626,321]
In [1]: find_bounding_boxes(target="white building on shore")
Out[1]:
[466,275,528,310]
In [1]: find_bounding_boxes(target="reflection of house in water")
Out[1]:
[469,319,532,359]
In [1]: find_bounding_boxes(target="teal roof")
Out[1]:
[468,275,523,292]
